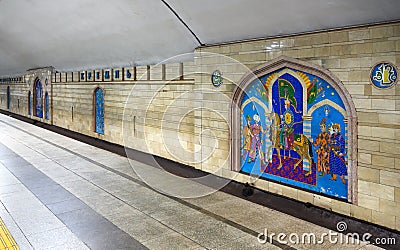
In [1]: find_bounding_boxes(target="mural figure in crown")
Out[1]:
[313,118,330,176]
[240,67,349,200]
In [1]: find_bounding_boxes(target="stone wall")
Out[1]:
[0,79,29,116]
[0,67,52,123]
[0,22,399,230]
[50,63,198,169]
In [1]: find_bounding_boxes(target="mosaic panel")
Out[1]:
[6,86,10,110]
[95,88,104,134]
[28,91,32,115]
[45,92,49,120]
[370,62,398,89]
[34,80,43,118]
[240,68,348,199]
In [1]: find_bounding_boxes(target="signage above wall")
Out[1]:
[370,62,398,89]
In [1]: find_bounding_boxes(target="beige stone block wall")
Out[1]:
[61,72,68,83]
[67,72,73,82]
[136,66,148,80]
[51,73,57,83]
[150,65,163,80]
[0,82,30,116]
[50,67,197,168]
[72,72,79,82]
[165,63,181,80]
[0,69,52,124]
[55,73,61,83]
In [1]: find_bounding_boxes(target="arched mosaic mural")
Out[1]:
[34,79,43,118]
[45,92,49,120]
[28,91,32,115]
[94,87,104,135]
[231,56,357,202]
[7,86,10,110]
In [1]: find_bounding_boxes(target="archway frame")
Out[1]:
[230,56,358,203]
[32,77,43,118]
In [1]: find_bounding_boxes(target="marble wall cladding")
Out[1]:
[0,22,399,230]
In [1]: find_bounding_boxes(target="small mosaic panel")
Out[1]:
[211,70,223,87]
[45,92,49,120]
[113,68,122,81]
[87,70,95,82]
[95,88,104,134]
[7,86,10,110]
[124,67,134,80]
[95,70,103,81]
[370,62,398,89]
[80,71,86,81]
[28,91,32,115]
[104,70,111,81]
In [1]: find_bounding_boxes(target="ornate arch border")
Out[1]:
[230,56,358,203]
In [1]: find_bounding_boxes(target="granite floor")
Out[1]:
[0,113,389,249]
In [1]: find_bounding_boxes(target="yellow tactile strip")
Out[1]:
[0,217,19,250]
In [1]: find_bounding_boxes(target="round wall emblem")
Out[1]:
[211,70,223,87]
[370,62,398,89]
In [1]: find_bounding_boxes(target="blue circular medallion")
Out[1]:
[211,70,223,87]
[370,62,398,89]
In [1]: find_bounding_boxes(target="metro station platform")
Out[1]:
[0,113,398,250]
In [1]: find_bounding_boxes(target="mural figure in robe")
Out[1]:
[248,114,264,163]
[242,115,252,158]
[279,98,295,159]
[313,118,330,176]
[329,123,347,184]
